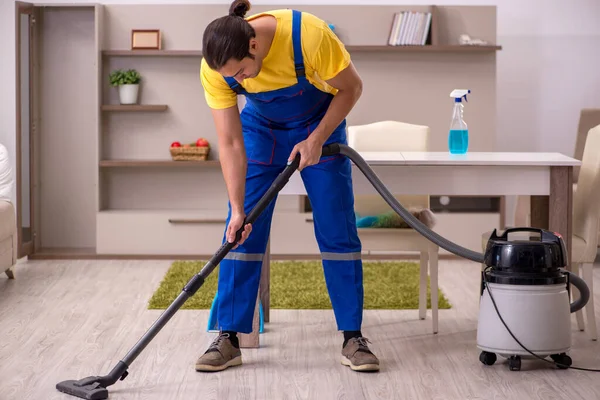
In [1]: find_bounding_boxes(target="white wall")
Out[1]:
[1,0,599,218]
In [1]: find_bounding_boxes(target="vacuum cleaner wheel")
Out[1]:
[479,351,497,366]
[550,353,573,369]
[479,351,573,371]
[508,356,521,371]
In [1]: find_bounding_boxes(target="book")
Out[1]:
[388,11,432,46]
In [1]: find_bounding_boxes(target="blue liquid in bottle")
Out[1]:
[449,129,469,154]
[448,98,469,154]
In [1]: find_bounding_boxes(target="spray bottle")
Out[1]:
[448,89,471,154]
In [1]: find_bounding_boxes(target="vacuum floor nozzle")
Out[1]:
[56,377,109,400]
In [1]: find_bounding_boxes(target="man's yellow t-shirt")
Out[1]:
[200,9,351,110]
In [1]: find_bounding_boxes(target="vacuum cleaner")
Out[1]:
[478,228,579,371]
[56,143,595,399]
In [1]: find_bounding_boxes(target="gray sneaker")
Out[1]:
[195,332,242,372]
[341,337,380,372]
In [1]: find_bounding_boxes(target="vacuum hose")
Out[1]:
[322,143,590,314]
[566,270,590,313]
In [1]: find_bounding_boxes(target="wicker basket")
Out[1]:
[170,145,210,161]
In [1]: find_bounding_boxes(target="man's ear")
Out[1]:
[249,38,258,54]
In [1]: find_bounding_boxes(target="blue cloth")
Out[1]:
[216,10,363,333]
[355,214,378,228]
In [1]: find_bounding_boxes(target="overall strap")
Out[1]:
[291,10,306,79]
[224,76,245,94]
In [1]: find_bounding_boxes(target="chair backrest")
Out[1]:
[348,120,429,152]
[0,143,14,204]
[572,124,600,260]
[574,108,600,183]
[347,121,430,216]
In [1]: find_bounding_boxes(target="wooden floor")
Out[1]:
[1,258,600,400]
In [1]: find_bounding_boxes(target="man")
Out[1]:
[196,0,379,373]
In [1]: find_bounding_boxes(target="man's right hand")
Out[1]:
[227,212,252,249]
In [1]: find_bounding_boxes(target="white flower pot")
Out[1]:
[118,84,139,105]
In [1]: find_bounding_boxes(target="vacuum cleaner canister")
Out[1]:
[477,228,573,371]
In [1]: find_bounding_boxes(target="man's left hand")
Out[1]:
[288,137,324,171]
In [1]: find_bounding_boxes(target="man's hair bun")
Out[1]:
[229,0,251,18]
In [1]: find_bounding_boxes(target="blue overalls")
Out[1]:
[216,9,363,334]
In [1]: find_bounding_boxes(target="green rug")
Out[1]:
[148,260,451,310]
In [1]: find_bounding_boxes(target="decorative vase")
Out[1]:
[118,84,139,105]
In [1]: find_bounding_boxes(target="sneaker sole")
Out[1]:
[195,355,242,372]
[341,356,380,372]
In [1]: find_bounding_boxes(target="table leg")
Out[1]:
[531,167,573,272]
[499,196,506,229]
[549,166,573,272]
[260,238,270,323]
[530,196,549,230]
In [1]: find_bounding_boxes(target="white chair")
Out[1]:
[481,124,600,340]
[347,120,440,334]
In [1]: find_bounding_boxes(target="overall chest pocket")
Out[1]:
[241,116,276,166]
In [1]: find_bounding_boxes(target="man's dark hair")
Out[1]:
[202,0,256,70]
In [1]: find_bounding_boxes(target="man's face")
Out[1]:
[219,39,262,83]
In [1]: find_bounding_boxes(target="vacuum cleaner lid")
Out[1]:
[483,228,568,285]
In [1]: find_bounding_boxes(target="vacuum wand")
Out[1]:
[55,143,590,399]
[56,151,305,400]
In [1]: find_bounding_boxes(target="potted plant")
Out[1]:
[109,69,141,105]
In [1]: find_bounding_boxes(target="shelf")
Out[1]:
[345,44,502,52]
[101,104,169,112]
[99,159,221,167]
[101,45,501,58]
[98,209,227,222]
[167,218,225,224]
[98,208,226,215]
[102,50,203,57]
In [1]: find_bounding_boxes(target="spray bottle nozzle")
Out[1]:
[450,89,470,103]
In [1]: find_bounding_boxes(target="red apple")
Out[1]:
[196,138,209,147]
[170,141,181,147]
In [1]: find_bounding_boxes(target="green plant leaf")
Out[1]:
[109,68,141,86]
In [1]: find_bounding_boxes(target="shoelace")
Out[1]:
[208,332,230,352]
[354,337,373,353]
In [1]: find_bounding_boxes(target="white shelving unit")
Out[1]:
[25,3,501,258]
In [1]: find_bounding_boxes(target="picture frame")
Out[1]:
[131,29,162,50]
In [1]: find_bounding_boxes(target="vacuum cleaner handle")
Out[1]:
[492,227,544,239]
[228,144,341,245]
[491,227,568,266]
[492,227,563,244]
[321,143,341,157]
[226,153,302,246]
[234,144,341,236]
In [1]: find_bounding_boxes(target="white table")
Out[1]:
[282,151,580,196]
[248,151,582,348]
[280,151,579,264]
